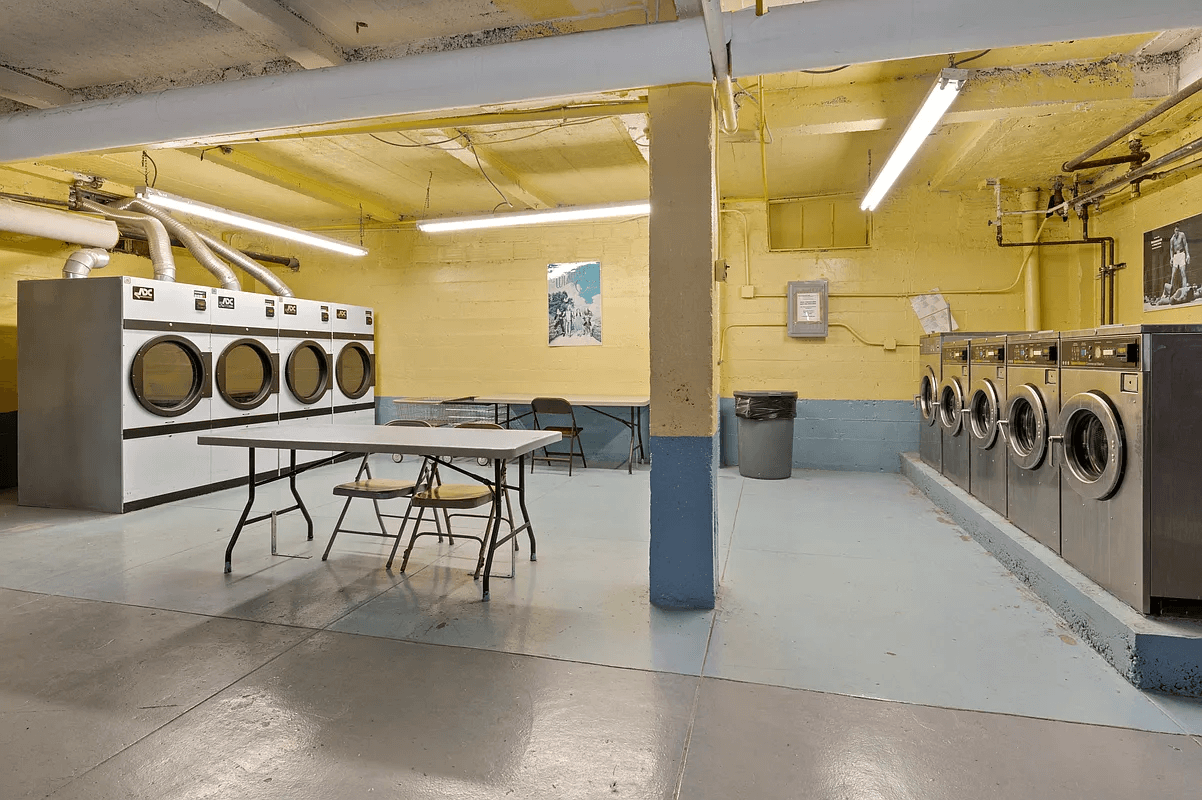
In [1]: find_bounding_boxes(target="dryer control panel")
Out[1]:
[1007,342,1058,366]
[1060,337,1140,368]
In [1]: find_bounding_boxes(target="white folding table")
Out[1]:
[199,422,561,600]
[464,395,649,474]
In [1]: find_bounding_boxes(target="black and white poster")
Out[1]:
[1144,211,1202,311]
[547,261,602,346]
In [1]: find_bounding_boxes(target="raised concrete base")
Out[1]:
[901,452,1202,697]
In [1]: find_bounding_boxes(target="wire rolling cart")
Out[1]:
[389,397,501,464]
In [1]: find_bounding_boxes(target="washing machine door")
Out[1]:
[1056,391,1125,500]
[938,376,965,435]
[216,338,279,411]
[130,335,212,417]
[1006,383,1049,470]
[285,340,332,405]
[968,380,1001,449]
[335,342,375,400]
[918,366,939,426]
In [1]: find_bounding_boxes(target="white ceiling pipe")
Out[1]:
[0,197,119,248]
[700,0,739,134]
[727,0,1202,80]
[0,19,712,163]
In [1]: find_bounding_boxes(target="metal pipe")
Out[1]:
[0,191,70,207]
[114,198,241,290]
[1063,77,1202,172]
[1067,152,1150,172]
[0,196,119,248]
[1072,134,1202,209]
[193,229,295,297]
[77,199,176,281]
[115,229,300,269]
[62,248,111,279]
[700,0,739,134]
[1020,188,1041,330]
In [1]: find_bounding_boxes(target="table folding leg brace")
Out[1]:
[223,448,324,573]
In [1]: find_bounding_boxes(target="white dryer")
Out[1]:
[210,288,281,487]
[278,296,334,466]
[331,304,376,425]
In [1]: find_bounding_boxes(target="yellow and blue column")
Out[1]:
[648,83,719,609]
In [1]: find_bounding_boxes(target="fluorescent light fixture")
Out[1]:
[417,201,650,233]
[135,187,368,256]
[860,68,968,212]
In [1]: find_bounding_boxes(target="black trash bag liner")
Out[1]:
[734,390,798,420]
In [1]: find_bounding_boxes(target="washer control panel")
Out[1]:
[1007,342,1058,366]
[970,343,1006,364]
[942,342,969,365]
[1060,337,1140,368]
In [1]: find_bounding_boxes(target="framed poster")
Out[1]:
[1144,211,1202,311]
[548,261,602,346]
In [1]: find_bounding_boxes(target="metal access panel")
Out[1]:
[787,280,828,338]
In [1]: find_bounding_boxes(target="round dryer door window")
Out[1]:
[1006,384,1048,470]
[336,343,373,399]
[130,335,210,417]
[286,341,330,404]
[919,370,938,426]
[1057,391,1125,500]
[217,339,277,410]
[968,381,1001,449]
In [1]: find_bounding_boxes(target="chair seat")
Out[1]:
[412,484,494,509]
[545,426,583,437]
[333,479,417,500]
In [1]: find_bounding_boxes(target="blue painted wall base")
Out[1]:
[649,433,718,609]
[720,398,918,473]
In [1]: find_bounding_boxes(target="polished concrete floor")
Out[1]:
[3,457,1202,798]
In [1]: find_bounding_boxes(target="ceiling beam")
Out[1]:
[195,0,343,69]
[0,66,72,109]
[179,146,398,221]
[615,114,650,162]
[411,130,555,209]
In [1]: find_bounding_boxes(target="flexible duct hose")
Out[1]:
[77,199,176,281]
[192,229,295,297]
[62,248,111,278]
[114,198,241,290]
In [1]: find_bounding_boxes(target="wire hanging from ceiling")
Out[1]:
[799,65,850,74]
[462,133,511,210]
[952,49,991,67]
[141,151,158,187]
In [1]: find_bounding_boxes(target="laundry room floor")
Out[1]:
[2,458,1202,798]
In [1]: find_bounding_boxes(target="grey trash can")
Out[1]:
[734,390,798,480]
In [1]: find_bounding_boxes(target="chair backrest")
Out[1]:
[531,397,573,416]
[387,418,433,427]
[455,422,503,430]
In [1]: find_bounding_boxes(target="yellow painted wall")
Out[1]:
[719,188,1036,400]
[262,219,651,399]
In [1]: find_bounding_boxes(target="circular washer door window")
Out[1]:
[286,340,330,404]
[968,381,1000,449]
[1058,391,1125,500]
[919,371,938,426]
[217,339,276,410]
[938,378,964,435]
[336,342,373,399]
[1006,384,1048,470]
[130,335,209,417]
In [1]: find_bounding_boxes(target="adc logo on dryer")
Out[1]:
[218,296,235,310]
[132,286,154,301]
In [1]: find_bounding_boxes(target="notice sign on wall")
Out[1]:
[787,280,828,338]
[1145,211,1202,312]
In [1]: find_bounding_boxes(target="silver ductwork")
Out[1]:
[113,198,241,291]
[77,199,176,282]
[62,248,111,278]
[192,229,295,298]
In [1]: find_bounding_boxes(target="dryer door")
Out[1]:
[938,376,965,435]
[1006,383,1049,470]
[335,342,375,400]
[968,379,1001,449]
[285,340,332,405]
[919,366,939,426]
[130,335,212,417]
[216,338,279,411]
[1057,391,1125,500]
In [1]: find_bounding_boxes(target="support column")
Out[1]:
[1021,187,1042,331]
[648,84,719,609]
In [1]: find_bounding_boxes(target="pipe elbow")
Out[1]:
[62,248,111,278]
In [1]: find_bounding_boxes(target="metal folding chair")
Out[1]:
[530,397,586,475]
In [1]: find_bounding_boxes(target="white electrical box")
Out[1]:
[787,280,828,338]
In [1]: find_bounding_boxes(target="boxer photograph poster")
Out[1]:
[1145,211,1202,311]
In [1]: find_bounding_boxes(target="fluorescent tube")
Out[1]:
[860,69,968,212]
[417,201,651,233]
[136,187,368,256]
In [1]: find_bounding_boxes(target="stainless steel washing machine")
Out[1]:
[1003,332,1060,553]
[967,335,1007,516]
[938,336,971,490]
[917,334,942,471]
[1056,325,1202,613]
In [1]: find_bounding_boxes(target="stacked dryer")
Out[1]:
[278,297,335,467]
[1056,325,1202,613]
[209,287,281,486]
[967,336,1007,516]
[1003,332,1061,553]
[331,304,376,425]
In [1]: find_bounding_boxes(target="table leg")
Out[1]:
[289,449,314,541]
[224,447,257,574]
[518,454,536,560]
[481,457,505,601]
[636,406,647,463]
[628,406,636,474]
